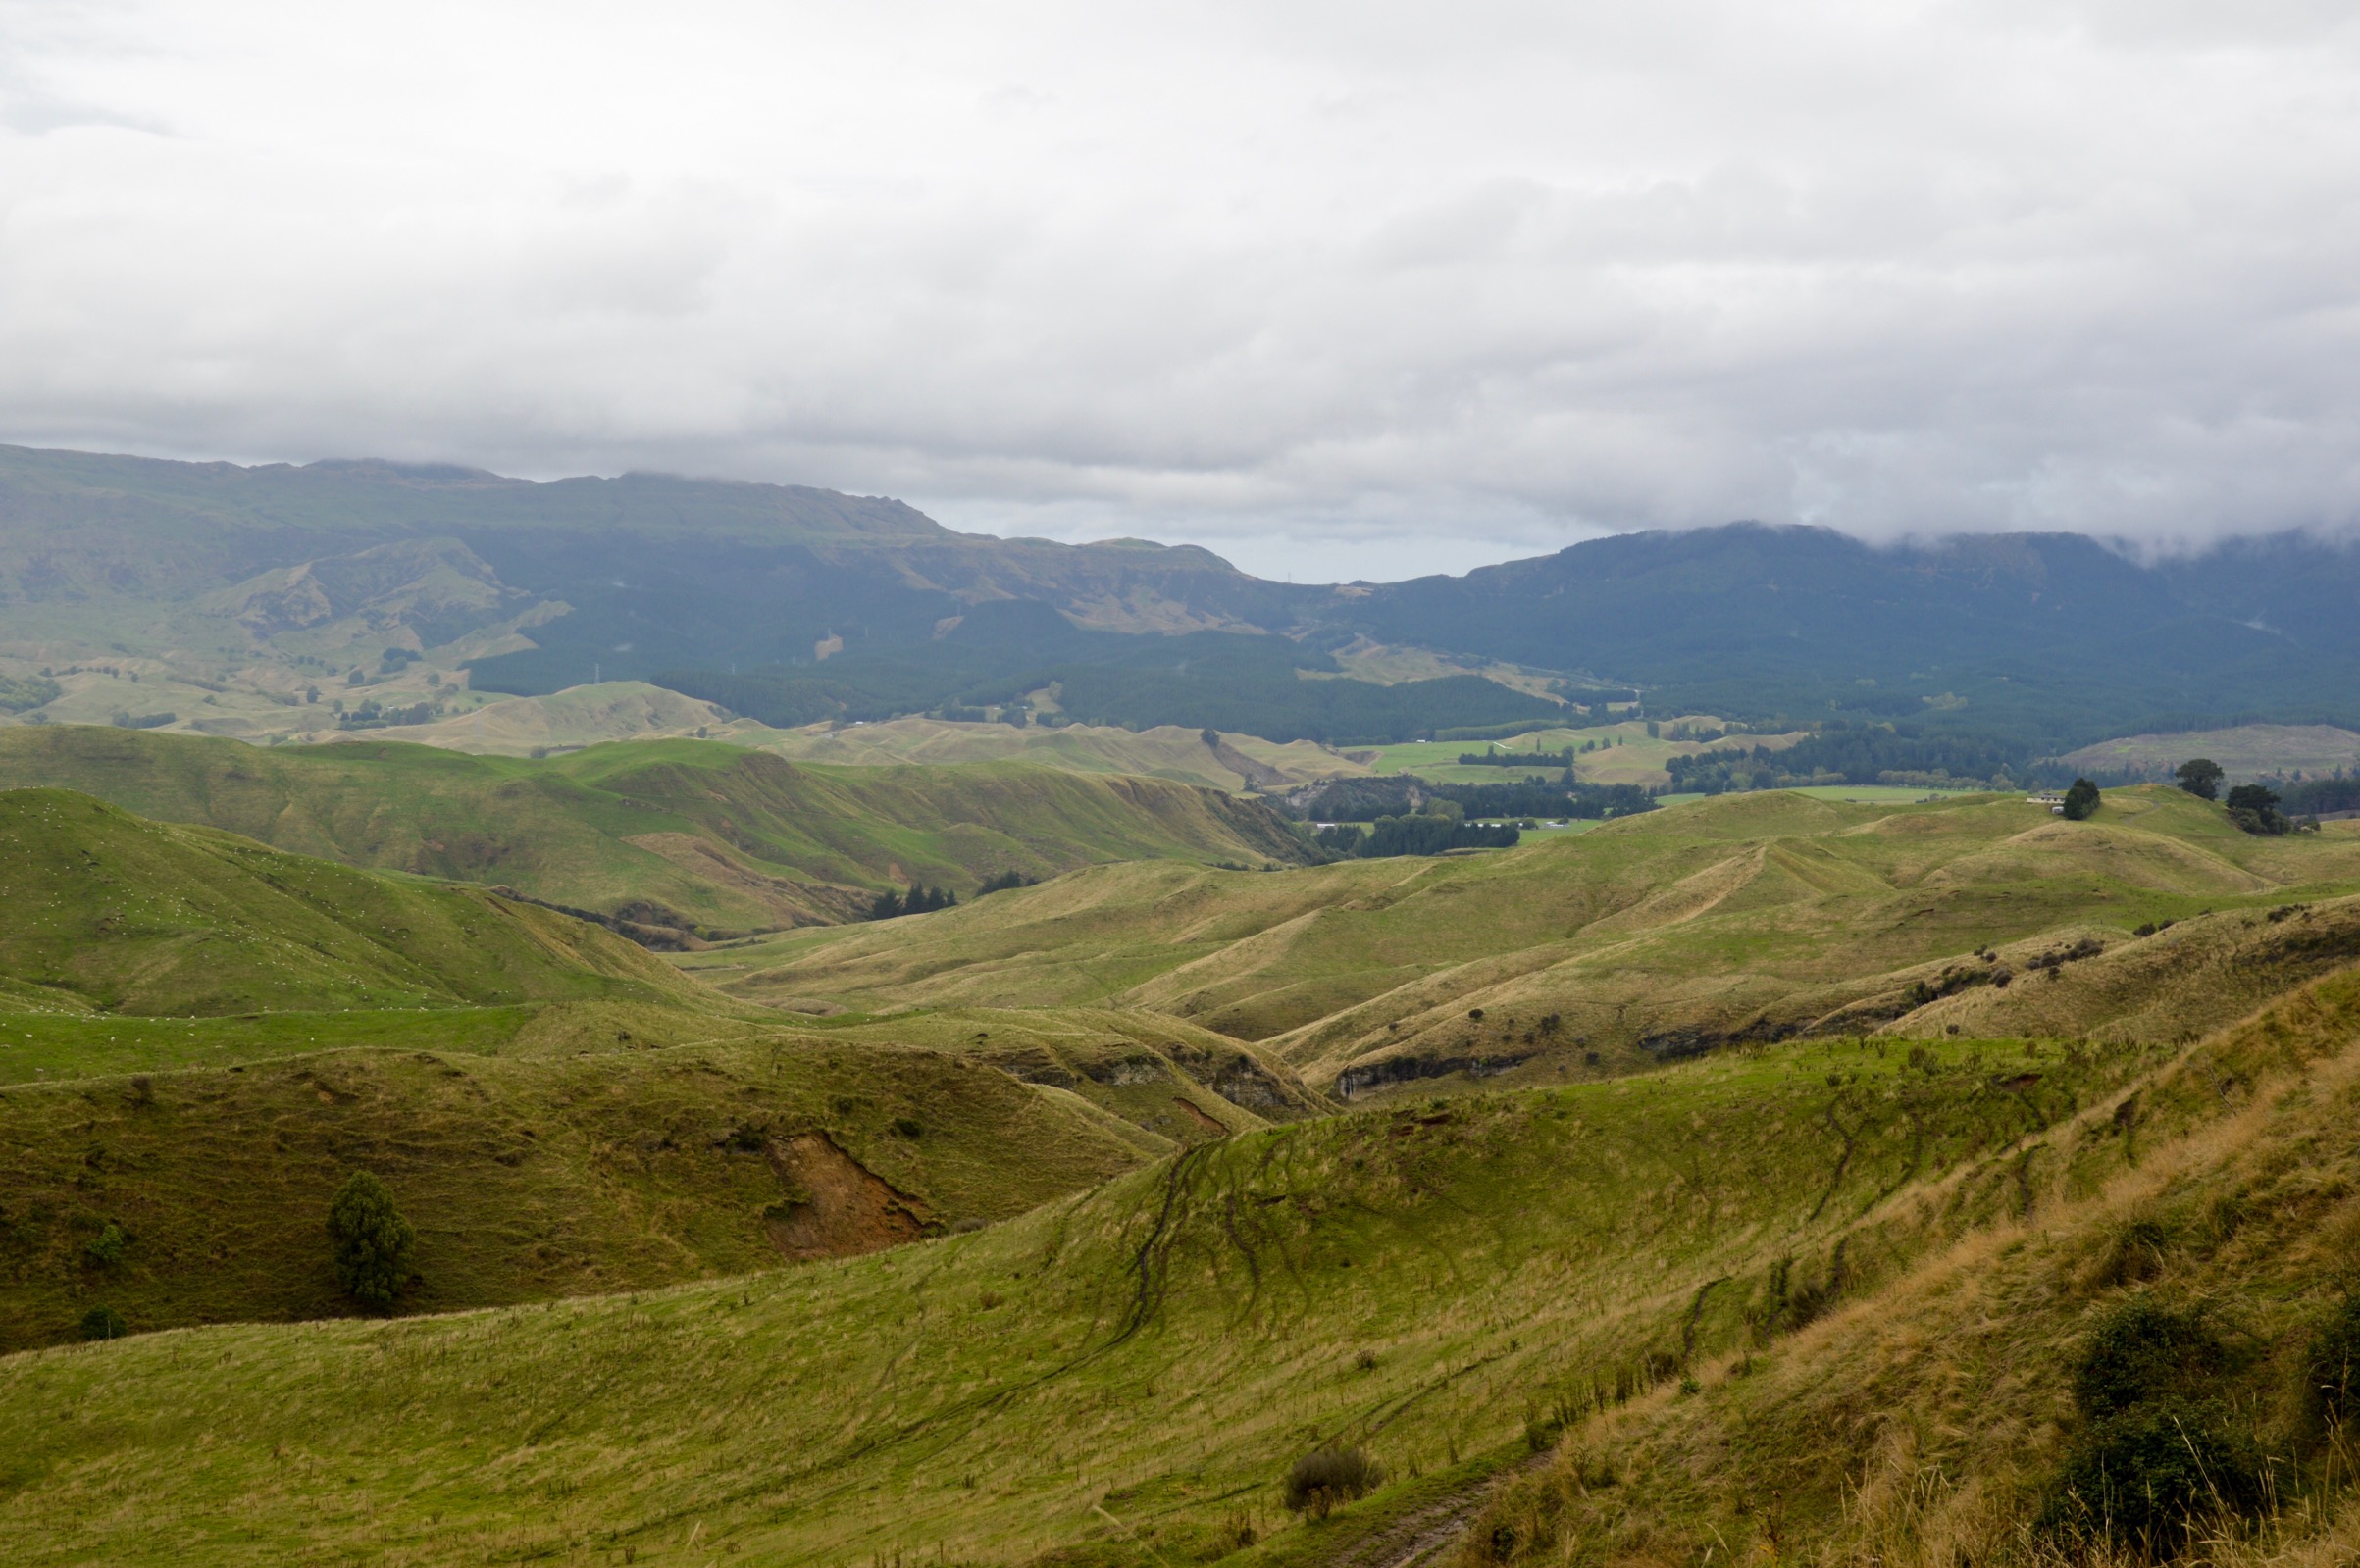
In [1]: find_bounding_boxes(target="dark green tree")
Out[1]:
[2060,778,2101,821]
[327,1170,416,1311]
[78,1305,128,1341]
[2174,757,2224,799]
[2226,783,2286,835]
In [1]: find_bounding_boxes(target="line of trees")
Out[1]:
[1313,815,1521,858]
[869,885,958,920]
[1665,723,2035,793]
[1293,775,1657,824]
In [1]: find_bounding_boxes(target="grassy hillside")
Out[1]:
[1450,965,2360,1568]
[0,727,1310,935]
[808,1007,1335,1137]
[0,1010,2185,1565]
[0,1037,1159,1353]
[756,717,1369,794]
[297,692,1372,795]
[717,786,2360,1099]
[2059,720,2360,784]
[0,788,712,1017]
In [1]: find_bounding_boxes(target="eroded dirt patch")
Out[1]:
[761,1132,932,1261]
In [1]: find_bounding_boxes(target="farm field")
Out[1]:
[1354,720,1803,787]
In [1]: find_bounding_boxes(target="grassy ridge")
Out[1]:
[0,1023,2171,1555]
[0,1024,2168,1565]
[0,727,1310,933]
[0,1000,779,1087]
[0,989,1334,1350]
[723,787,2360,1097]
[755,717,1369,794]
[1451,964,2360,1568]
[8,960,2346,1568]
[0,788,713,1017]
[0,1037,1159,1352]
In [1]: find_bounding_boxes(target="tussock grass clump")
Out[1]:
[2040,1293,2267,1549]
[2306,1292,2360,1435]
[1285,1446,1384,1519]
[2072,1294,2227,1418]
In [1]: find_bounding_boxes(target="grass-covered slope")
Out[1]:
[0,788,711,1017]
[0,1038,1157,1353]
[717,786,2360,1098]
[755,716,1369,793]
[0,727,1310,934]
[811,1006,1336,1136]
[1452,966,2360,1568]
[0,1019,2174,1565]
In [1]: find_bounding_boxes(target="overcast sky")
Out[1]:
[3,2,2357,581]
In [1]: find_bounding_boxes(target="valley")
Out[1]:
[4,449,2360,1568]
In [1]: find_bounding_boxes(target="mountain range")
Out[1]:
[5,441,2359,755]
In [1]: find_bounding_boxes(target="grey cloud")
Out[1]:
[1,1,2357,582]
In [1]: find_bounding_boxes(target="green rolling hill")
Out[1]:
[0,1037,1155,1354]
[0,787,714,1017]
[0,783,1342,1350]
[5,967,2351,1565]
[3,724,2358,1565]
[711,786,2360,1098]
[0,726,1310,936]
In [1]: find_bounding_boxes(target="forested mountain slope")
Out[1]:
[1331,523,2360,745]
[10,443,2360,756]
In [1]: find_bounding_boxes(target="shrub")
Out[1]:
[327,1171,417,1311]
[1284,1446,1384,1518]
[83,1223,128,1268]
[78,1305,128,1341]
[2304,1292,2360,1433]
[2041,1398,2264,1550]
[2074,1295,2226,1418]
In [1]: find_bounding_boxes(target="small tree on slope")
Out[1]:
[328,1171,416,1312]
[2175,757,2224,800]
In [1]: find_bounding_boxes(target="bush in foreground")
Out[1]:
[2305,1291,2360,1433]
[327,1171,416,1312]
[2041,1398,2264,1550]
[1284,1446,1384,1520]
[2042,1294,2263,1550]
